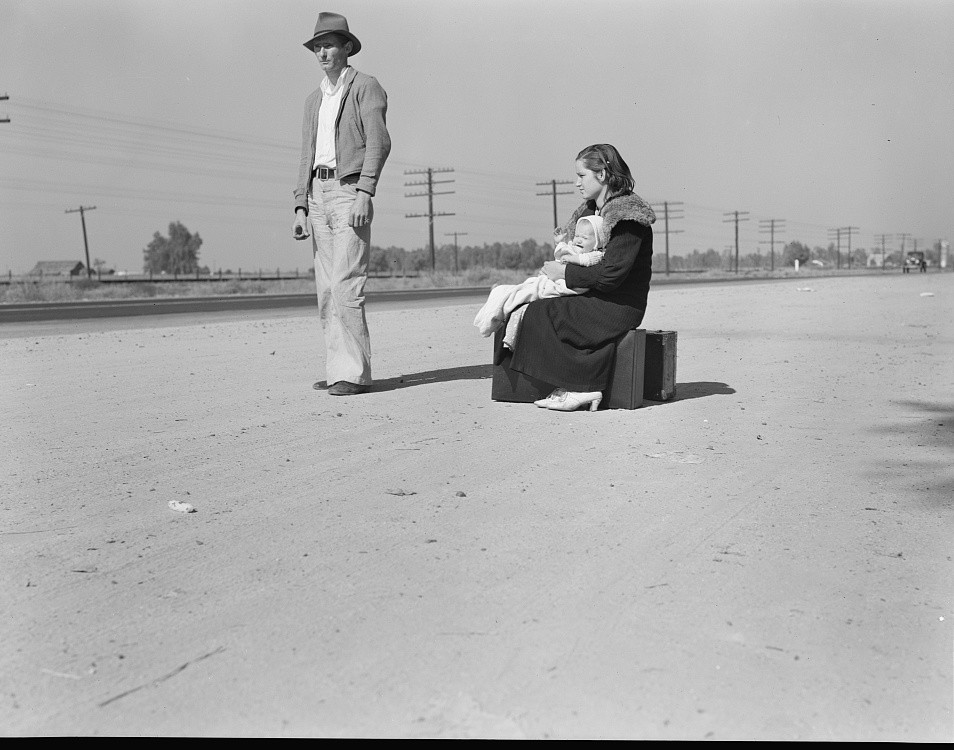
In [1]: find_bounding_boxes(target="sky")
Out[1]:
[1,0,952,274]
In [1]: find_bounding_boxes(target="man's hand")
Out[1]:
[542,261,566,281]
[292,211,310,240]
[349,191,373,228]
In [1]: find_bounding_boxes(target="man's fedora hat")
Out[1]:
[303,12,361,55]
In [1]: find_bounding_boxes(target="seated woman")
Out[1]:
[506,143,656,412]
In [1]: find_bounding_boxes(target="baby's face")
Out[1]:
[573,223,597,253]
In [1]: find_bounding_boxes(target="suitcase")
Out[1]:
[644,330,677,401]
[491,327,647,410]
[603,328,646,409]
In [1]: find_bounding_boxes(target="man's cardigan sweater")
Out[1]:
[294,68,391,213]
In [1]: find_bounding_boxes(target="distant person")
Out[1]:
[502,143,655,412]
[292,12,391,396]
[473,215,606,349]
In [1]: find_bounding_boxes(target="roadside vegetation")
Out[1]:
[5,219,930,304]
[0,265,890,305]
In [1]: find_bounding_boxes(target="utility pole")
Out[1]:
[841,226,859,269]
[758,218,785,272]
[651,201,683,275]
[536,179,574,229]
[0,94,9,124]
[827,227,843,269]
[405,168,455,271]
[897,232,911,265]
[723,211,749,273]
[65,205,96,278]
[875,233,891,271]
[444,231,468,274]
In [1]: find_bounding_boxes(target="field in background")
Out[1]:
[0,265,921,305]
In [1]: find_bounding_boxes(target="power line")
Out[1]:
[536,179,574,230]
[64,205,96,278]
[444,231,468,274]
[652,201,684,276]
[405,167,455,271]
[758,218,785,272]
[723,211,749,273]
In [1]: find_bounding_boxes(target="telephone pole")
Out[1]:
[874,233,891,271]
[758,218,785,272]
[65,205,96,278]
[827,227,844,269]
[444,231,468,274]
[536,179,574,229]
[897,232,911,265]
[841,226,859,268]
[405,168,455,271]
[723,211,749,273]
[651,201,683,275]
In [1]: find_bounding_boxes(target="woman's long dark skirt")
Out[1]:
[509,294,645,392]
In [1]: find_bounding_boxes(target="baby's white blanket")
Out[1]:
[473,274,580,337]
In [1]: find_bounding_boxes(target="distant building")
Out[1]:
[867,253,885,268]
[28,261,86,276]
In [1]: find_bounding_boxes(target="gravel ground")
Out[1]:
[1,273,951,739]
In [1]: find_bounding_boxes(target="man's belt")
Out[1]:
[313,167,336,180]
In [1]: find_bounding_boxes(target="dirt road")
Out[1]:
[2,273,951,739]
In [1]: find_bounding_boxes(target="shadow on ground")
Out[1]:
[646,381,736,405]
[370,364,494,392]
[871,399,954,499]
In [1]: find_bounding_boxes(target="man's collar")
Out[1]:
[321,66,352,95]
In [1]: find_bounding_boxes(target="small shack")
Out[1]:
[28,261,86,277]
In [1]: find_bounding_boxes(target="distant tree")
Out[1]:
[143,221,202,274]
[721,247,734,270]
[782,241,811,267]
[370,245,408,275]
[685,248,723,270]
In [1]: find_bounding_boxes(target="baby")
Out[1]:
[474,215,605,349]
[552,218,605,267]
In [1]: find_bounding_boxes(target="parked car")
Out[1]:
[903,251,926,273]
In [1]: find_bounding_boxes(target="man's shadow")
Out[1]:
[361,364,494,393]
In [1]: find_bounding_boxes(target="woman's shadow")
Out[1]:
[348,366,734,402]
[646,381,735,404]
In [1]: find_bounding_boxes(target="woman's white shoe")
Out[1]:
[545,390,603,412]
[533,388,566,408]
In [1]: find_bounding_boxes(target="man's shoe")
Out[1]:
[313,381,329,390]
[328,381,371,396]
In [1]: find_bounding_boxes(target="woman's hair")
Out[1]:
[576,144,635,201]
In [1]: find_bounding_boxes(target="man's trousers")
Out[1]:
[307,176,372,386]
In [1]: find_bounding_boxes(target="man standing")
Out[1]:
[293,12,391,396]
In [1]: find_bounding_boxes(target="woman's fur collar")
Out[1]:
[562,193,656,243]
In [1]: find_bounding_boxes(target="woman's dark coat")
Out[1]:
[508,192,655,391]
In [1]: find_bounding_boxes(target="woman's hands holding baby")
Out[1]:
[542,261,566,281]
